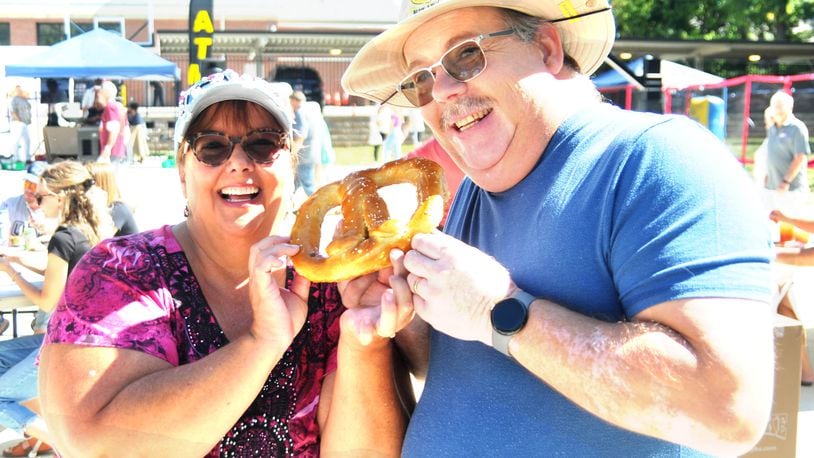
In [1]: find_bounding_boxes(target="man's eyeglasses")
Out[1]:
[35,192,56,206]
[186,129,288,167]
[386,7,613,108]
[392,28,515,108]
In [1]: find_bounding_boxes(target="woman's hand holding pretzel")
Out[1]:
[338,250,416,348]
[247,235,310,354]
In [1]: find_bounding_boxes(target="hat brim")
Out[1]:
[342,0,615,107]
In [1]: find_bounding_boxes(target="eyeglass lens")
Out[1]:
[399,40,487,108]
[191,130,286,167]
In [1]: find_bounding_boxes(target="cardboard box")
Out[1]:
[744,314,802,457]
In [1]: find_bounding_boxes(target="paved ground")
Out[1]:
[1,162,813,455]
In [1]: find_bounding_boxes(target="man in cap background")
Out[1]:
[341,0,774,455]
[0,174,45,237]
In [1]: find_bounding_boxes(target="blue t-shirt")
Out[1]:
[403,104,773,457]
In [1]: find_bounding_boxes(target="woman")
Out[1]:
[38,70,410,457]
[0,161,113,457]
[85,161,138,236]
[769,209,814,385]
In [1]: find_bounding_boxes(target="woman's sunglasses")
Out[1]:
[393,28,515,108]
[187,129,288,167]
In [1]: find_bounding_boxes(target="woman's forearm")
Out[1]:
[320,337,407,456]
[41,334,288,457]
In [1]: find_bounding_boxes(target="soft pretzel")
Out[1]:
[291,157,447,283]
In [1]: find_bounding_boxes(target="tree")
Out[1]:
[612,0,814,42]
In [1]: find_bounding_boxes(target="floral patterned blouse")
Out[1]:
[45,225,344,457]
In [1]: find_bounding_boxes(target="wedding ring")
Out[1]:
[411,277,421,294]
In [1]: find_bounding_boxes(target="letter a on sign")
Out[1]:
[193,10,214,33]
[188,0,214,85]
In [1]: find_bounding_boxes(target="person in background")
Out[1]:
[406,109,426,145]
[764,90,811,216]
[367,105,385,161]
[405,138,464,228]
[96,81,129,164]
[38,70,408,457]
[0,161,113,457]
[769,208,814,386]
[85,162,138,237]
[150,81,165,107]
[126,101,150,163]
[772,275,814,387]
[752,105,774,189]
[81,79,103,125]
[380,109,406,162]
[9,85,32,164]
[340,0,774,455]
[289,91,316,195]
[373,104,394,162]
[301,100,335,188]
[0,174,46,237]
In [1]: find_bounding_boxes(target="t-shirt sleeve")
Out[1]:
[47,228,76,264]
[110,202,138,236]
[792,123,811,155]
[44,237,182,366]
[609,118,773,317]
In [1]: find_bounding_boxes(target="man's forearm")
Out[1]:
[783,154,806,183]
[509,297,773,456]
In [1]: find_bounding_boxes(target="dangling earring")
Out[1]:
[184,203,190,218]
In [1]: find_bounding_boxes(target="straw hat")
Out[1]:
[342,0,615,107]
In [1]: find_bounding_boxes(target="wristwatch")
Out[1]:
[490,289,535,357]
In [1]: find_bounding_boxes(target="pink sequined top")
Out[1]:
[45,225,344,457]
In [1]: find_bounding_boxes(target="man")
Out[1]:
[80,78,103,125]
[289,91,315,195]
[126,101,150,162]
[150,81,165,107]
[9,86,32,164]
[0,174,44,236]
[340,1,774,456]
[764,90,811,215]
[96,81,128,163]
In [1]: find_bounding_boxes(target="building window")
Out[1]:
[70,22,94,36]
[70,20,122,37]
[0,23,10,45]
[37,23,65,45]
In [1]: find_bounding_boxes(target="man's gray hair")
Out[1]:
[501,9,581,73]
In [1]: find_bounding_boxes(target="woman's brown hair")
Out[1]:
[40,161,114,246]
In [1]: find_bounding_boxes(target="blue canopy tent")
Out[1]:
[593,57,646,89]
[4,29,179,81]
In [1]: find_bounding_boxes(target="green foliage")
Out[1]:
[612,0,813,42]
